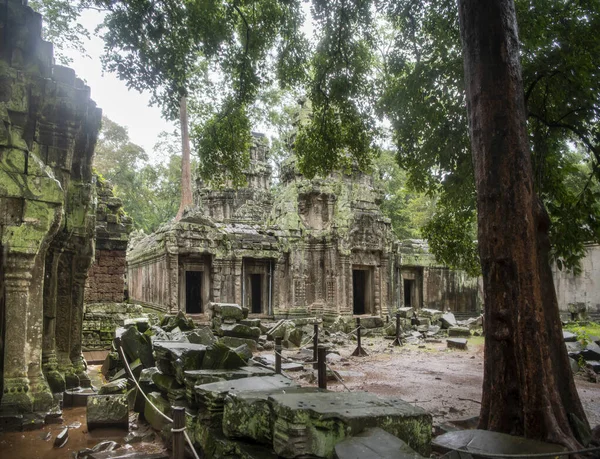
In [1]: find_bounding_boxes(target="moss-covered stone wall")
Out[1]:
[0,0,101,421]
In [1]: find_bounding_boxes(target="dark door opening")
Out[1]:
[185,271,202,314]
[250,274,262,314]
[353,270,366,315]
[404,279,414,307]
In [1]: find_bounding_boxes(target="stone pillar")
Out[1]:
[1,252,35,413]
[233,259,242,306]
[42,247,66,393]
[70,250,93,387]
[339,255,352,316]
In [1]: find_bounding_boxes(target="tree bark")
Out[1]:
[457,0,589,449]
[176,95,193,221]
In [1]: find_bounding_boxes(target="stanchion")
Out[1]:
[351,317,368,356]
[172,406,185,459]
[317,345,327,389]
[313,322,319,370]
[392,311,403,346]
[275,336,282,374]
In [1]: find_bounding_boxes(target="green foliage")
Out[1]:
[379,0,600,272]
[374,150,436,240]
[96,0,309,185]
[28,0,90,65]
[94,117,181,233]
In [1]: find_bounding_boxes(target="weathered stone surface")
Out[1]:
[186,328,217,346]
[335,427,426,459]
[360,317,384,329]
[143,392,171,432]
[448,327,471,338]
[419,309,443,322]
[195,375,299,427]
[220,336,259,352]
[284,325,304,347]
[219,323,261,339]
[153,341,207,383]
[223,387,324,444]
[566,341,583,355]
[270,391,432,458]
[432,430,567,456]
[447,339,468,350]
[202,342,248,370]
[211,303,244,322]
[98,378,128,395]
[569,357,579,374]
[440,313,457,329]
[397,308,414,318]
[241,319,262,328]
[160,311,195,332]
[86,395,128,430]
[581,342,600,361]
[119,326,155,368]
[562,330,577,342]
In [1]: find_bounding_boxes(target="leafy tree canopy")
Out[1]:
[32,0,600,272]
[94,117,181,233]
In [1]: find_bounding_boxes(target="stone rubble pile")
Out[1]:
[563,329,600,377]
[92,308,433,458]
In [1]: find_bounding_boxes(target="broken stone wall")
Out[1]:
[85,177,132,303]
[552,244,600,320]
[0,0,101,418]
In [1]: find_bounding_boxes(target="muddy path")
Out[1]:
[279,336,600,428]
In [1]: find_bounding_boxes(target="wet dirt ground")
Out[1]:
[278,335,600,428]
[2,336,599,458]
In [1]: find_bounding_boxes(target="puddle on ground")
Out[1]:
[0,406,167,459]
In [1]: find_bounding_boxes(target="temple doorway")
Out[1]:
[185,271,203,314]
[404,278,415,307]
[352,267,373,315]
[250,274,262,314]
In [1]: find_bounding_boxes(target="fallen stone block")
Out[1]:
[581,342,600,361]
[270,391,432,458]
[86,395,128,430]
[54,427,68,448]
[223,387,324,445]
[220,336,258,352]
[88,451,168,459]
[432,430,567,457]
[566,341,583,355]
[98,378,128,395]
[440,313,457,329]
[202,342,248,370]
[397,307,413,318]
[587,360,600,374]
[160,310,195,331]
[241,318,262,328]
[219,323,261,339]
[195,375,299,427]
[447,338,468,350]
[360,316,384,329]
[186,328,217,346]
[123,317,150,333]
[420,309,443,322]
[569,357,580,374]
[143,391,172,432]
[284,325,304,347]
[119,326,155,368]
[194,423,278,459]
[210,303,244,322]
[562,330,577,342]
[448,327,471,338]
[335,427,426,459]
[153,341,207,383]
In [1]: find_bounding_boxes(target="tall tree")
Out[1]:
[458,0,588,447]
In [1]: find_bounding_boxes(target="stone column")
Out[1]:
[42,247,66,393]
[55,250,78,388]
[27,248,54,412]
[1,252,35,413]
[233,259,242,306]
[70,251,93,388]
[339,255,352,315]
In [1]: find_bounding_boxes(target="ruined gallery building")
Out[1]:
[127,134,481,320]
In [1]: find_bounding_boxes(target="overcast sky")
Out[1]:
[63,10,176,160]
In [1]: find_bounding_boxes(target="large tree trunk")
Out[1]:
[176,95,193,221]
[457,0,589,449]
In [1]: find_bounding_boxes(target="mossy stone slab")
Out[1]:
[223,387,324,445]
[270,391,432,458]
[334,427,426,459]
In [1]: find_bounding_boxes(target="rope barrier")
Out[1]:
[116,339,200,459]
[325,362,352,392]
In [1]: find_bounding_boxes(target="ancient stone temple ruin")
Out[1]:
[0,0,101,420]
[127,136,482,319]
